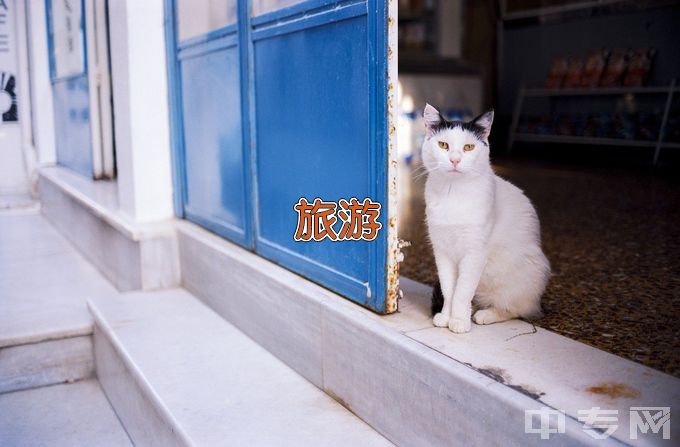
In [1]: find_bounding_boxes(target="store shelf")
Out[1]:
[398,55,481,75]
[522,86,674,97]
[513,133,658,147]
[501,0,628,22]
[508,79,677,164]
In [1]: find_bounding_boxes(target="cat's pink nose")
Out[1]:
[450,159,460,168]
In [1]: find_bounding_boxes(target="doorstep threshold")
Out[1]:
[178,220,678,446]
[391,278,679,446]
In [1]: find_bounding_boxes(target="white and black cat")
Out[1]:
[422,104,550,333]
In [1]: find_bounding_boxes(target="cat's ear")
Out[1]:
[423,103,443,135]
[472,109,494,140]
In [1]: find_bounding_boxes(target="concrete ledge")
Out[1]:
[39,167,180,291]
[177,221,603,447]
[93,326,186,447]
[0,336,94,394]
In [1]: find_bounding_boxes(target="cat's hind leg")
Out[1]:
[473,307,514,325]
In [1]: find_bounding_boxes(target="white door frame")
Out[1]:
[85,0,114,179]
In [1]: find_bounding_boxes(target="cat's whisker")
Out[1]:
[412,171,430,181]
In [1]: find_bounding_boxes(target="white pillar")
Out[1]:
[108,0,174,223]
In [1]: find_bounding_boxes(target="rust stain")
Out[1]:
[386,215,400,314]
[326,389,353,413]
[384,0,399,315]
[473,365,545,400]
[586,383,641,399]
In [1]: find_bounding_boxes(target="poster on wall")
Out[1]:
[0,0,19,123]
[51,0,85,79]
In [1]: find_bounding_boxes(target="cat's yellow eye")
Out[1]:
[463,144,475,152]
[438,141,449,150]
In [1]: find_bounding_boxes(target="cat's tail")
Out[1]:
[431,280,444,316]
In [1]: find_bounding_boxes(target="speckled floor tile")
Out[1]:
[398,159,680,377]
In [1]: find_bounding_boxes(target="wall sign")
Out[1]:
[0,0,18,123]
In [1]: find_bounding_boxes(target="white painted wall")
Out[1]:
[399,74,482,117]
[0,0,29,194]
[108,0,174,223]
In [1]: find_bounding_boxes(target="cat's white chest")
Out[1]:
[425,179,492,227]
[426,196,481,226]
[424,176,494,257]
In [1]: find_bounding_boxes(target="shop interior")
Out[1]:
[396,0,680,377]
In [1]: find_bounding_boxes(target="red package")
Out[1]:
[600,48,628,87]
[545,56,569,89]
[580,49,609,88]
[623,48,656,87]
[563,56,585,88]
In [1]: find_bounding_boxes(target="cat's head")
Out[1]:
[421,104,494,178]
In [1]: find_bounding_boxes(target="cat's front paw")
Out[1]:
[448,317,471,333]
[433,312,449,327]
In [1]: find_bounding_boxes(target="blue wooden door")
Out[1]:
[167,0,252,247]
[46,0,93,177]
[166,0,397,313]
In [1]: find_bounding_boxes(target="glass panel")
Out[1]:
[252,0,307,16]
[50,0,85,78]
[177,0,237,41]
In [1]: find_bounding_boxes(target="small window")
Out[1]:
[49,0,86,79]
[177,0,237,41]
[252,0,308,16]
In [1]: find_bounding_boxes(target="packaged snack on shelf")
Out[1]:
[545,56,569,89]
[537,116,552,135]
[610,113,636,140]
[580,48,610,88]
[583,114,598,137]
[571,113,587,137]
[600,48,628,87]
[623,48,656,87]
[554,114,574,136]
[563,56,585,88]
[636,112,660,141]
[595,113,612,137]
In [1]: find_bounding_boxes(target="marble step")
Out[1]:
[0,335,94,395]
[89,288,393,447]
[0,212,118,394]
[0,379,133,447]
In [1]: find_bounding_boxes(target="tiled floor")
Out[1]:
[398,157,680,377]
[0,379,132,447]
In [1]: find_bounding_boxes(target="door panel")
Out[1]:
[179,42,248,244]
[253,14,373,302]
[51,76,93,177]
[166,0,397,313]
[46,0,93,177]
